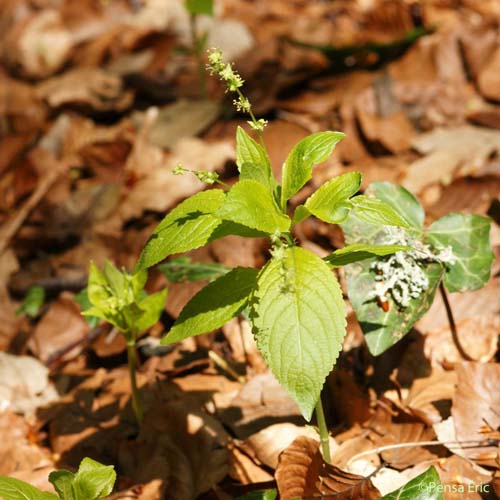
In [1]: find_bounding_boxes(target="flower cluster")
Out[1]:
[173,163,220,185]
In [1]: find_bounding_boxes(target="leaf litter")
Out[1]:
[0,0,499,498]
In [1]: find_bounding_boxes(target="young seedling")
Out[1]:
[184,0,214,98]
[0,457,116,500]
[16,285,45,318]
[135,49,410,462]
[341,182,494,356]
[83,261,167,424]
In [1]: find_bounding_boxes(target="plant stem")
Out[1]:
[315,396,331,464]
[439,282,473,361]
[190,14,207,99]
[127,340,143,424]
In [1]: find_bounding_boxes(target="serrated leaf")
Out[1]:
[351,195,409,228]
[136,190,226,270]
[159,257,230,283]
[72,458,116,500]
[325,243,408,268]
[216,180,291,234]
[281,131,345,205]
[368,181,425,229]
[133,288,168,334]
[162,267,259,345]
[251,247,346,420]
[427,214,494,293]
[236,127,276,191]
[304,171,361,224]
[380,466,443,500]
[48,470,75,500]
[0,477,58,500]
[184,0,213,15]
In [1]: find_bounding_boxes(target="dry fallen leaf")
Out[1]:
[276,436,380,500]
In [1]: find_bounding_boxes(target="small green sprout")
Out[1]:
[16,285,45,318]
[0,457,116,500]
[83,260,167,423]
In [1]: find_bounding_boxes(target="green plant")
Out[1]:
[16,285,45,318]
[0,457,116,500]
[83,260,167,424]
[184,0,214,98]
[135,49,409,462]
[341,182,494,356]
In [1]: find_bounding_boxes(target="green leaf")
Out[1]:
[236,127,276,191]
[162,267,259,345]
[74,288,100,328]
[304,171,361,224]
[87,262,111,306]
[380,466,443,500]
[368,181,425,229]
[103,261,126,298]
[281,131,345,205]
[72,458,116,500]
[159,257,230,283]
[133,288,168,334]
[341,214,442,356]
[48,470,75,500]
[184,0,213,15]
[0,477,58,500]
[216,180,291,234]
[16,285,45,318]
[234,490,277,500]
[351,195,410,228]
[136,190,226,270]
[325,243,408,268]
[427,214,494,293]
[251,247,346,420]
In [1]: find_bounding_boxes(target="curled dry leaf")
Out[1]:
[478,48,500,103]
[424,316,500,367]
[276,436,380,500]
[452,362,500,467]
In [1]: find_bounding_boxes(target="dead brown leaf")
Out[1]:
[276,436,380,500]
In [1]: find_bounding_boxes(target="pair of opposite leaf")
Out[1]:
[0,458,115,500]
[135,129,411,420]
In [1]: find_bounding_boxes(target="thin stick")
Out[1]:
[0,167,61,256]
[439,282,474,361]
[346,438,498,468]
[208,350,245,384]
[127,340,143,424]
[315,396,331,464]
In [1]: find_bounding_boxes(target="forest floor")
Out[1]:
[1,0,500,499]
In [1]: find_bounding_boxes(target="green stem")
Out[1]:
[127,339,143,424]
[315,396,331,464]
[235,87,267,148]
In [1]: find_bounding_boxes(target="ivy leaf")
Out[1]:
[325,243,408,268]
[380,466,443,500]
[304,171,361,224]
[251,247,346,420]
[72,458,116,500]
[184,0,213,15]
[351,195,410,228]
[135,190,226,270]
[162,267,259,345]
[367,181,425,229]
[281,131,345,205]
[236,127,276,191]
[427,214,494,293]
[0,477,58,500]
[341,214,442,356]
[216,180,291,233]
